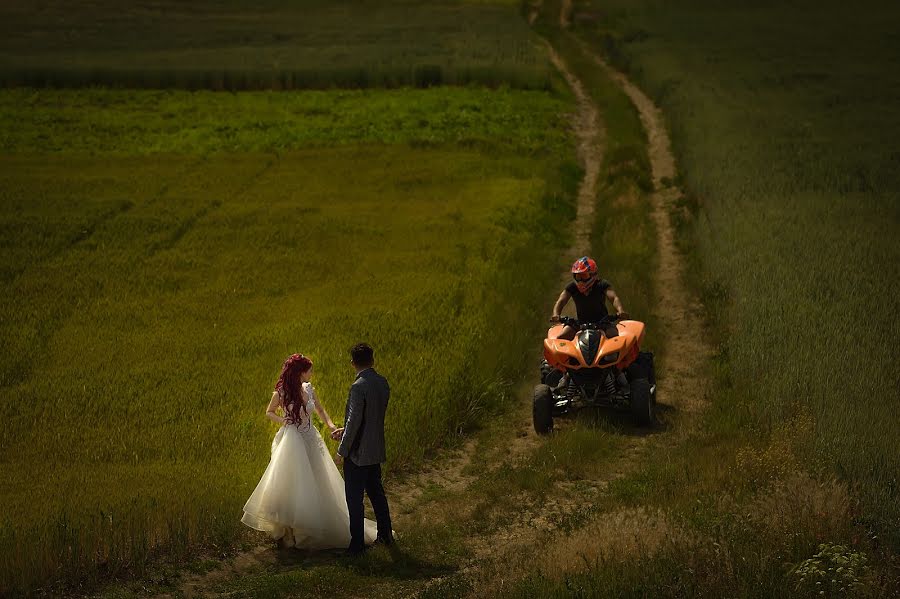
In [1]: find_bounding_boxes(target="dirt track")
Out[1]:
[401,20,713,592]
[579,40,711,421]
[167,15,710,599]
[401,34,713,596]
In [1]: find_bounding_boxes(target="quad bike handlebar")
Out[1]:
[553,314,629,327]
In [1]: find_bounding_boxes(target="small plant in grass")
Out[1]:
[790,543,872,597]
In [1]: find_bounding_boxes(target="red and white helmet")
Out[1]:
[571,256,598,294]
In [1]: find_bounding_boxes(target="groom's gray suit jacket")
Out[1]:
[337,368,390,466]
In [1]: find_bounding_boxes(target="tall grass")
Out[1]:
[578,0,900,549]
[0,87,578,594]
[0,0,551,90]
[514,0,900,595]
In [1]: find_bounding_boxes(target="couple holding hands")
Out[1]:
[241,343,394,556]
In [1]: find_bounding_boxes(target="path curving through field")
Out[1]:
[548,45,603,260]
[388,42,606,503]
[413,34,716,595]
[456,33,715,592]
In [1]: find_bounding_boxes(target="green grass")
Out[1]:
[0,87,571,156]
[0,0,550,90]
[0,86,578,595]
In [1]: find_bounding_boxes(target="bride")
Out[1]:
[241,353,378,549]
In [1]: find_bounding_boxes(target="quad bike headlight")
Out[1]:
[600,351,620,364]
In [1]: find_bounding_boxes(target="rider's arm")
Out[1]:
[606,287,625,315]
[551,290,571,321]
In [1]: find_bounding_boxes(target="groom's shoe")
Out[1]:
[373,534,394,547]
[344,544,368,558]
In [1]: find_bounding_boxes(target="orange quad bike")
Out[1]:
[535,315,656,433]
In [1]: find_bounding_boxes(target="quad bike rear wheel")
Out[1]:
[533,384,554,435]
[629,378,655,426]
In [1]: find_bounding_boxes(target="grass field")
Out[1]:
[512,0,900,595]
[0,0,550,90]
[0,85,577,594]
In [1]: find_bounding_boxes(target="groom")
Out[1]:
[332,342,393,555]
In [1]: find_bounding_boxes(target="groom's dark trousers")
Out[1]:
[343,458,392,552]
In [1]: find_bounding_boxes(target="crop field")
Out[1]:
[518,0,900,595]
[0,0,550,90]
[0,85,577,594]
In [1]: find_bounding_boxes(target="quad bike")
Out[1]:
[534,315,656,434]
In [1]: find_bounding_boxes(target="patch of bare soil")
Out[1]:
[176,546,273,599]
[548,45,604,261]
[560,0,574,28]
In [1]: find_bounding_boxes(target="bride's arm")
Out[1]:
[312,390,338,434]
[265,391,287,425]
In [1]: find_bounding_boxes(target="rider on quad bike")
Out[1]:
[535,256,656,432]
[552,256,626,338]
[550,257,629,389]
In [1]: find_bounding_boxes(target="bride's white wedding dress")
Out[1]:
[241,382,377,549]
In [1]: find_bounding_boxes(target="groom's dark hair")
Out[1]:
[350,343,375,367]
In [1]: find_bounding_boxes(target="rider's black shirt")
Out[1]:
[565,279,612,322]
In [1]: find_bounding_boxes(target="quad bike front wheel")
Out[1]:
[533,384,554,435]
[629,378,655,426]
[540,360,563,387]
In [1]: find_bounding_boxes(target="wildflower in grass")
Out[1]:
[790,543,871,596]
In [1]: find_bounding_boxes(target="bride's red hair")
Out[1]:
[275,353,313,426]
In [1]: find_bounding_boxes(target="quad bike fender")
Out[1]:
[592,334,630,367]
[544,320,647,371]
[543,338,583,371]
[614,320,645,370]
[617,320,645,344]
